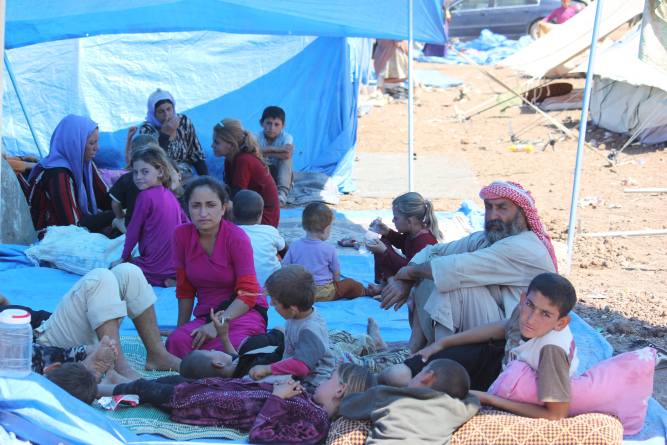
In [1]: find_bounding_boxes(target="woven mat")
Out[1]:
[93,336,249,441]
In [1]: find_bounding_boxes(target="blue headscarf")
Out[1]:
[28,115,99,216]
[146,89,176,128]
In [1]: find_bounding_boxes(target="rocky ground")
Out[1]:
[333,52,667,407]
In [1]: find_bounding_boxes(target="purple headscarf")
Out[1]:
[146,89,176,128]
[28,114,99,216]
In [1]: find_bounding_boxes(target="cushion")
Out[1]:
[326,412,623,445]
[488,347,655,435]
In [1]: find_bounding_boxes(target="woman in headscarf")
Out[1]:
[138,89,208,183]
[27,115,114,238]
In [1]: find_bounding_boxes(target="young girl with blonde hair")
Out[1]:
[212,118,280,228]
[366,192,442,297]
[111,146,189,286]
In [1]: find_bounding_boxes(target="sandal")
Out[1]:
[338,238,359,248]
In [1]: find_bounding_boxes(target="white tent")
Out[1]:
[573,26,667,144]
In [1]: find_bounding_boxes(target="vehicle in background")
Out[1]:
[448,0,587,40]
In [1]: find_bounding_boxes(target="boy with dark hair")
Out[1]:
[378,272,579,421]
[283,202,369,302]
[247,265,335,390]
[340,358,479,444]
[254,106,294,205]
[46,362,99,405]
[233,190,286,287]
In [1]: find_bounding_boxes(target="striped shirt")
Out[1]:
[27,164,112,236]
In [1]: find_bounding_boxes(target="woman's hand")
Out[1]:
[190,321,217,350]
[365,239,386,254]
[272,379,303,399]
[469,390,488,405]
[161,116,181,136]
[249,364,273,381]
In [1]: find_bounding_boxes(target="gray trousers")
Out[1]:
[267,157,294,196]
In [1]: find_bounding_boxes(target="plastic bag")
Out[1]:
[25,225,139,275]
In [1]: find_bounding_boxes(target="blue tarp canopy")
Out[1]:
[2,1,445,192]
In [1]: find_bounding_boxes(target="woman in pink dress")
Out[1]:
[165,176,268,358]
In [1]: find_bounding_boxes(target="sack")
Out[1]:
[25,225,138,275]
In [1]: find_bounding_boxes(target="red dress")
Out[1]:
[374,229,439,282]
[224,152,280,228]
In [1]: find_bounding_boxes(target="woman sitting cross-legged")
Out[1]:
[165,176,269,358]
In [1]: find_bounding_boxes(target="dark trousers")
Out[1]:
[113,376,195,414]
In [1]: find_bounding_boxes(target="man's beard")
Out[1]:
[484,209,526,245]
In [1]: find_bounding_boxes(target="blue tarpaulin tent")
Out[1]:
[1,0,445,192]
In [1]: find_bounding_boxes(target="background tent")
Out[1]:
[572,26,667,144]
[2,0,446,193]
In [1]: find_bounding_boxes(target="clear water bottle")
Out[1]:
[359,218,382,255]
[0,309,32,378]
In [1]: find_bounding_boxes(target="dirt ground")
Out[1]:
[336,54,667,408]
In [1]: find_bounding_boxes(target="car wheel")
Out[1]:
[529,19,543,40]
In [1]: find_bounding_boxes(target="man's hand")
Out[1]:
[265,144,294,160]
[190,321,217,350]
[395,263,433,282]
[249,364,273,381]
[161,116,181,136]
[109,259,125,270]
[365,239,386,254]
[380,279,413,311]
[272,379,304,399]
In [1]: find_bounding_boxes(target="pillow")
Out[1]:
[488,347,655,435]
[326,412,623,445]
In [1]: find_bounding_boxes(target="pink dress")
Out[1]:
[165,220,268,358]
[122,185,189,286]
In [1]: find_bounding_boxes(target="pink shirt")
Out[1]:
[172,220,269,318]
[122,185,188,285]
[542,6,576,24]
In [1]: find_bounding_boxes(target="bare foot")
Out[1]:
[164,278,177,288]
[145,351,181,372]
[367,318,388,352]
[82,336,118,382]
[101,365,133,385]
[114,360,144,380]
[367,283,382,298]
[159,328,175,337]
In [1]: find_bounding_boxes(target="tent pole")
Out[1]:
[408,0,414,192]
[3,51,45,158]
[566,0,605,275]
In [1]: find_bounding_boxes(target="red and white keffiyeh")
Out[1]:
[479,181,558,272]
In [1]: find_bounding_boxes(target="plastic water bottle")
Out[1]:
[359,218,382,255]
[0,309,32,378]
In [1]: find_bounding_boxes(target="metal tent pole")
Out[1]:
[408,0,414,192]
[566,0,605,274]
[4,51,46,157]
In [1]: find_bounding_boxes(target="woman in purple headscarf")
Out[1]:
[138,89,208,183]
[27,115,114,238]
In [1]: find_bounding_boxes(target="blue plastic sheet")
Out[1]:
[417,70,464,88]
[2,1,445,193]
[417,29,534,65]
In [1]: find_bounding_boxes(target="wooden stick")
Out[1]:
[583,229,667,237]
[447,45,611,164]
[624,188,667,193]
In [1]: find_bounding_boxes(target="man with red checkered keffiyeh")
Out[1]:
[380,181,557,352]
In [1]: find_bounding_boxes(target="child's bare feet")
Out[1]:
[82,336,118,382]
[163,278,177,288]
[367,283,382,298]
[114,360,144,380]
[101,364,133,385]
[367,318,388,352]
